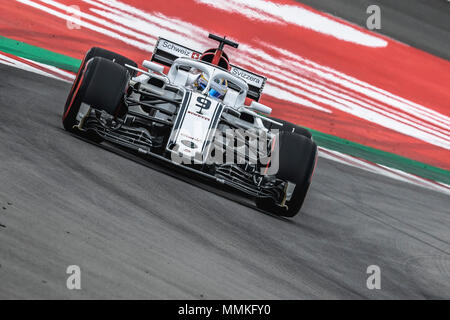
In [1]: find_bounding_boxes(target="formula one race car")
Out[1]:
[62,34,317,217]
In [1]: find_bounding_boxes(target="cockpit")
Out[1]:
[167,58,249,107]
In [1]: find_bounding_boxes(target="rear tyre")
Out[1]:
[256,131,317,217]
[62,47,137,136]
[62,57,131,136]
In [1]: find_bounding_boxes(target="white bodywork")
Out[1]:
[128,56,282,164]
[168,90,224,161]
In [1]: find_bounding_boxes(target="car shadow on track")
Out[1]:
[66,130,296,224]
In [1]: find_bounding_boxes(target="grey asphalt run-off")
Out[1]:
[0,65,449,299]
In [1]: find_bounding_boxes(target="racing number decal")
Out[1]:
[195,96,211,114]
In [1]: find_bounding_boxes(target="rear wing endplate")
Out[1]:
[151,37,266,101]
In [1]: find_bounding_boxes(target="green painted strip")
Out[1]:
[0,36,80,72]
[1,36,449,185]
[308,128,450,185]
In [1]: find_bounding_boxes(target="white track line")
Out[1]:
[0,53,70,81]
[22,58,76,81]
[319,147,450,195]
[194,0,388,47]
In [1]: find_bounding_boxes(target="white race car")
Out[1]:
[62,34,317,217]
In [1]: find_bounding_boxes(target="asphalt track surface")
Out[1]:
[297,0,450,61]
[0,65,449,299]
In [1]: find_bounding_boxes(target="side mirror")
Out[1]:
[143,60,165,74]
[249,101,272,114]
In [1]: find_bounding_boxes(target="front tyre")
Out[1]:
[62,57,131,135]
[63,47,137,132]
[256,131,318,217]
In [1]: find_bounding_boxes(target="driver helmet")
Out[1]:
[194,73,228,99]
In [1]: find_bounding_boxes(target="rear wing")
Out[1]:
[151,37,267,101]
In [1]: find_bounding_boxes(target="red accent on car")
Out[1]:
[63,61,89,120]
[200,49,230,70]
[244,97,254,106]
[211,49,222,65]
